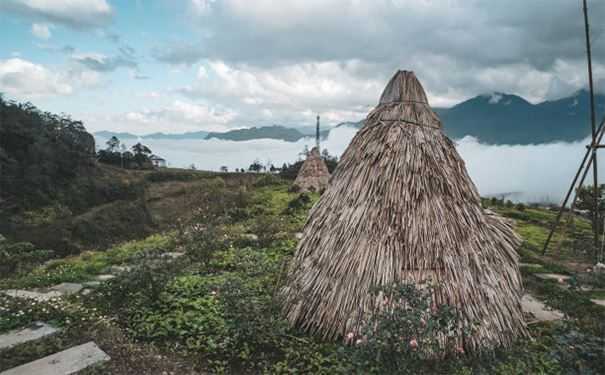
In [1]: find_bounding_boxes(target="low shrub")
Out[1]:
[0,240,54,278]
[350,282,462,374]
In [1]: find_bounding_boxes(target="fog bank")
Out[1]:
[96,126,596,203]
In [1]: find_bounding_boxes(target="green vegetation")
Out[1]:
[0,234,174,289]
[2,173,605,374]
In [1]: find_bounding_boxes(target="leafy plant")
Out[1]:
[351,282,463,374]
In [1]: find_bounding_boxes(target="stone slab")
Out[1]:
[109,265,131,274]
[95,274,115,282]
[522,294,564,323]
[2,290,62,302]
[534,273,571,282]
[0,342,110,375]
[163,252,185,259]
[519,263,543,268]
[49,283,83,296]
[82,281,101,288]
[591,299,605,307]
[0,322,59,350]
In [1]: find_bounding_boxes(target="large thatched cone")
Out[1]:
[292,147,330,193]
[281,70,527,352]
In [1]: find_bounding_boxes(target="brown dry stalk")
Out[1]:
[293,147,330,193]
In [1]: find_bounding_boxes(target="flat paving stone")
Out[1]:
[0,341,110,375]
[0,322,59,350]
[591,299,605,307]
[2,290,62,302]
[522,294,564,323]
[520,263,543,268]
[534,273,571,282]
[49,283,83,296]
[95,274,115,282]
[82,281,101,288]
[163,252,185,259]
[109,265,132,274]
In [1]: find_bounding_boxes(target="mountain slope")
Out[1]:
[436,90,605,144]
[205,125,305,142]
[95,130,209,140]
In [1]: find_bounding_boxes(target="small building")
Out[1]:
[150,154,167,168]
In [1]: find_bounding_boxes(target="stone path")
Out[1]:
[2,290,62,302]
[0,323,59,350]
[591,299,605,307]
[534,273,571,282]
[0,250,188,373]
[0,342,109,375]
[521,294,564,323]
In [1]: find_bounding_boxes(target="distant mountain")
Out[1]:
[205,125,306,142]
[95,130,208,140]
[95,131,138,139]
[436,90,605,144]
[94,91,605,145]
[335,121,364,129]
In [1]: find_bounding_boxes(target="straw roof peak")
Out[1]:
[292,146,330,193]
[379,70,429,105]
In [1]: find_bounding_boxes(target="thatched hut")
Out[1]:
[281,70,527,352]
[292,147,330,193]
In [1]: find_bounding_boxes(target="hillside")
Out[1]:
[95,130,209,140]
[2,179,604,374]
[205,125,306,142]
[436,90,605,144]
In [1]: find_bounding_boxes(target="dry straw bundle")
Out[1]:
[293,147,330,193]
[281,70,527,353]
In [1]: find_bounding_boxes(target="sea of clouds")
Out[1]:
[95,125,599,203]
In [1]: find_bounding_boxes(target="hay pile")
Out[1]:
[281,70,527,352]
[292,147,330,193]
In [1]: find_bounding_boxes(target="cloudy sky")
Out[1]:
[1,0,604,134]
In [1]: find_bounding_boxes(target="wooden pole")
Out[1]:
[542,116,605,255]
[583,0,600,259]
[316,115,320,151]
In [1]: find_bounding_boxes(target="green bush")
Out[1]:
[253,174,283,187]
[350,282,462,374]
[0,240,54,278]
[286,193,311,213]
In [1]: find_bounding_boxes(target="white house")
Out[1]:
[150,154,167,168]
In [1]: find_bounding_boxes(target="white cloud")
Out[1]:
[179,60,381,126]
[31,23,51,39]
[1,0,113,29]
[0,58,72,98]
[0,58,108,99]
[87,100,238,134]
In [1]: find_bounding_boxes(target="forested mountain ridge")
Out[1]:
[436,90,605,144]
[0,97,96,211]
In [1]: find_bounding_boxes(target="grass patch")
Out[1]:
[0,233,175,289]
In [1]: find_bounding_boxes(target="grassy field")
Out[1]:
[1,172,604,374]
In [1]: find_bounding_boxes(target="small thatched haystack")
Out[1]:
[292,147,330,193]
[281,70,527,352]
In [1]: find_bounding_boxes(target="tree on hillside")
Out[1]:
[576,184,605,233]
[0,96,96,210]
[220,166,228,172]
[106,136,120,153]
[321,149,339,173]
[132,143,152,168]
[249,160,263,173]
